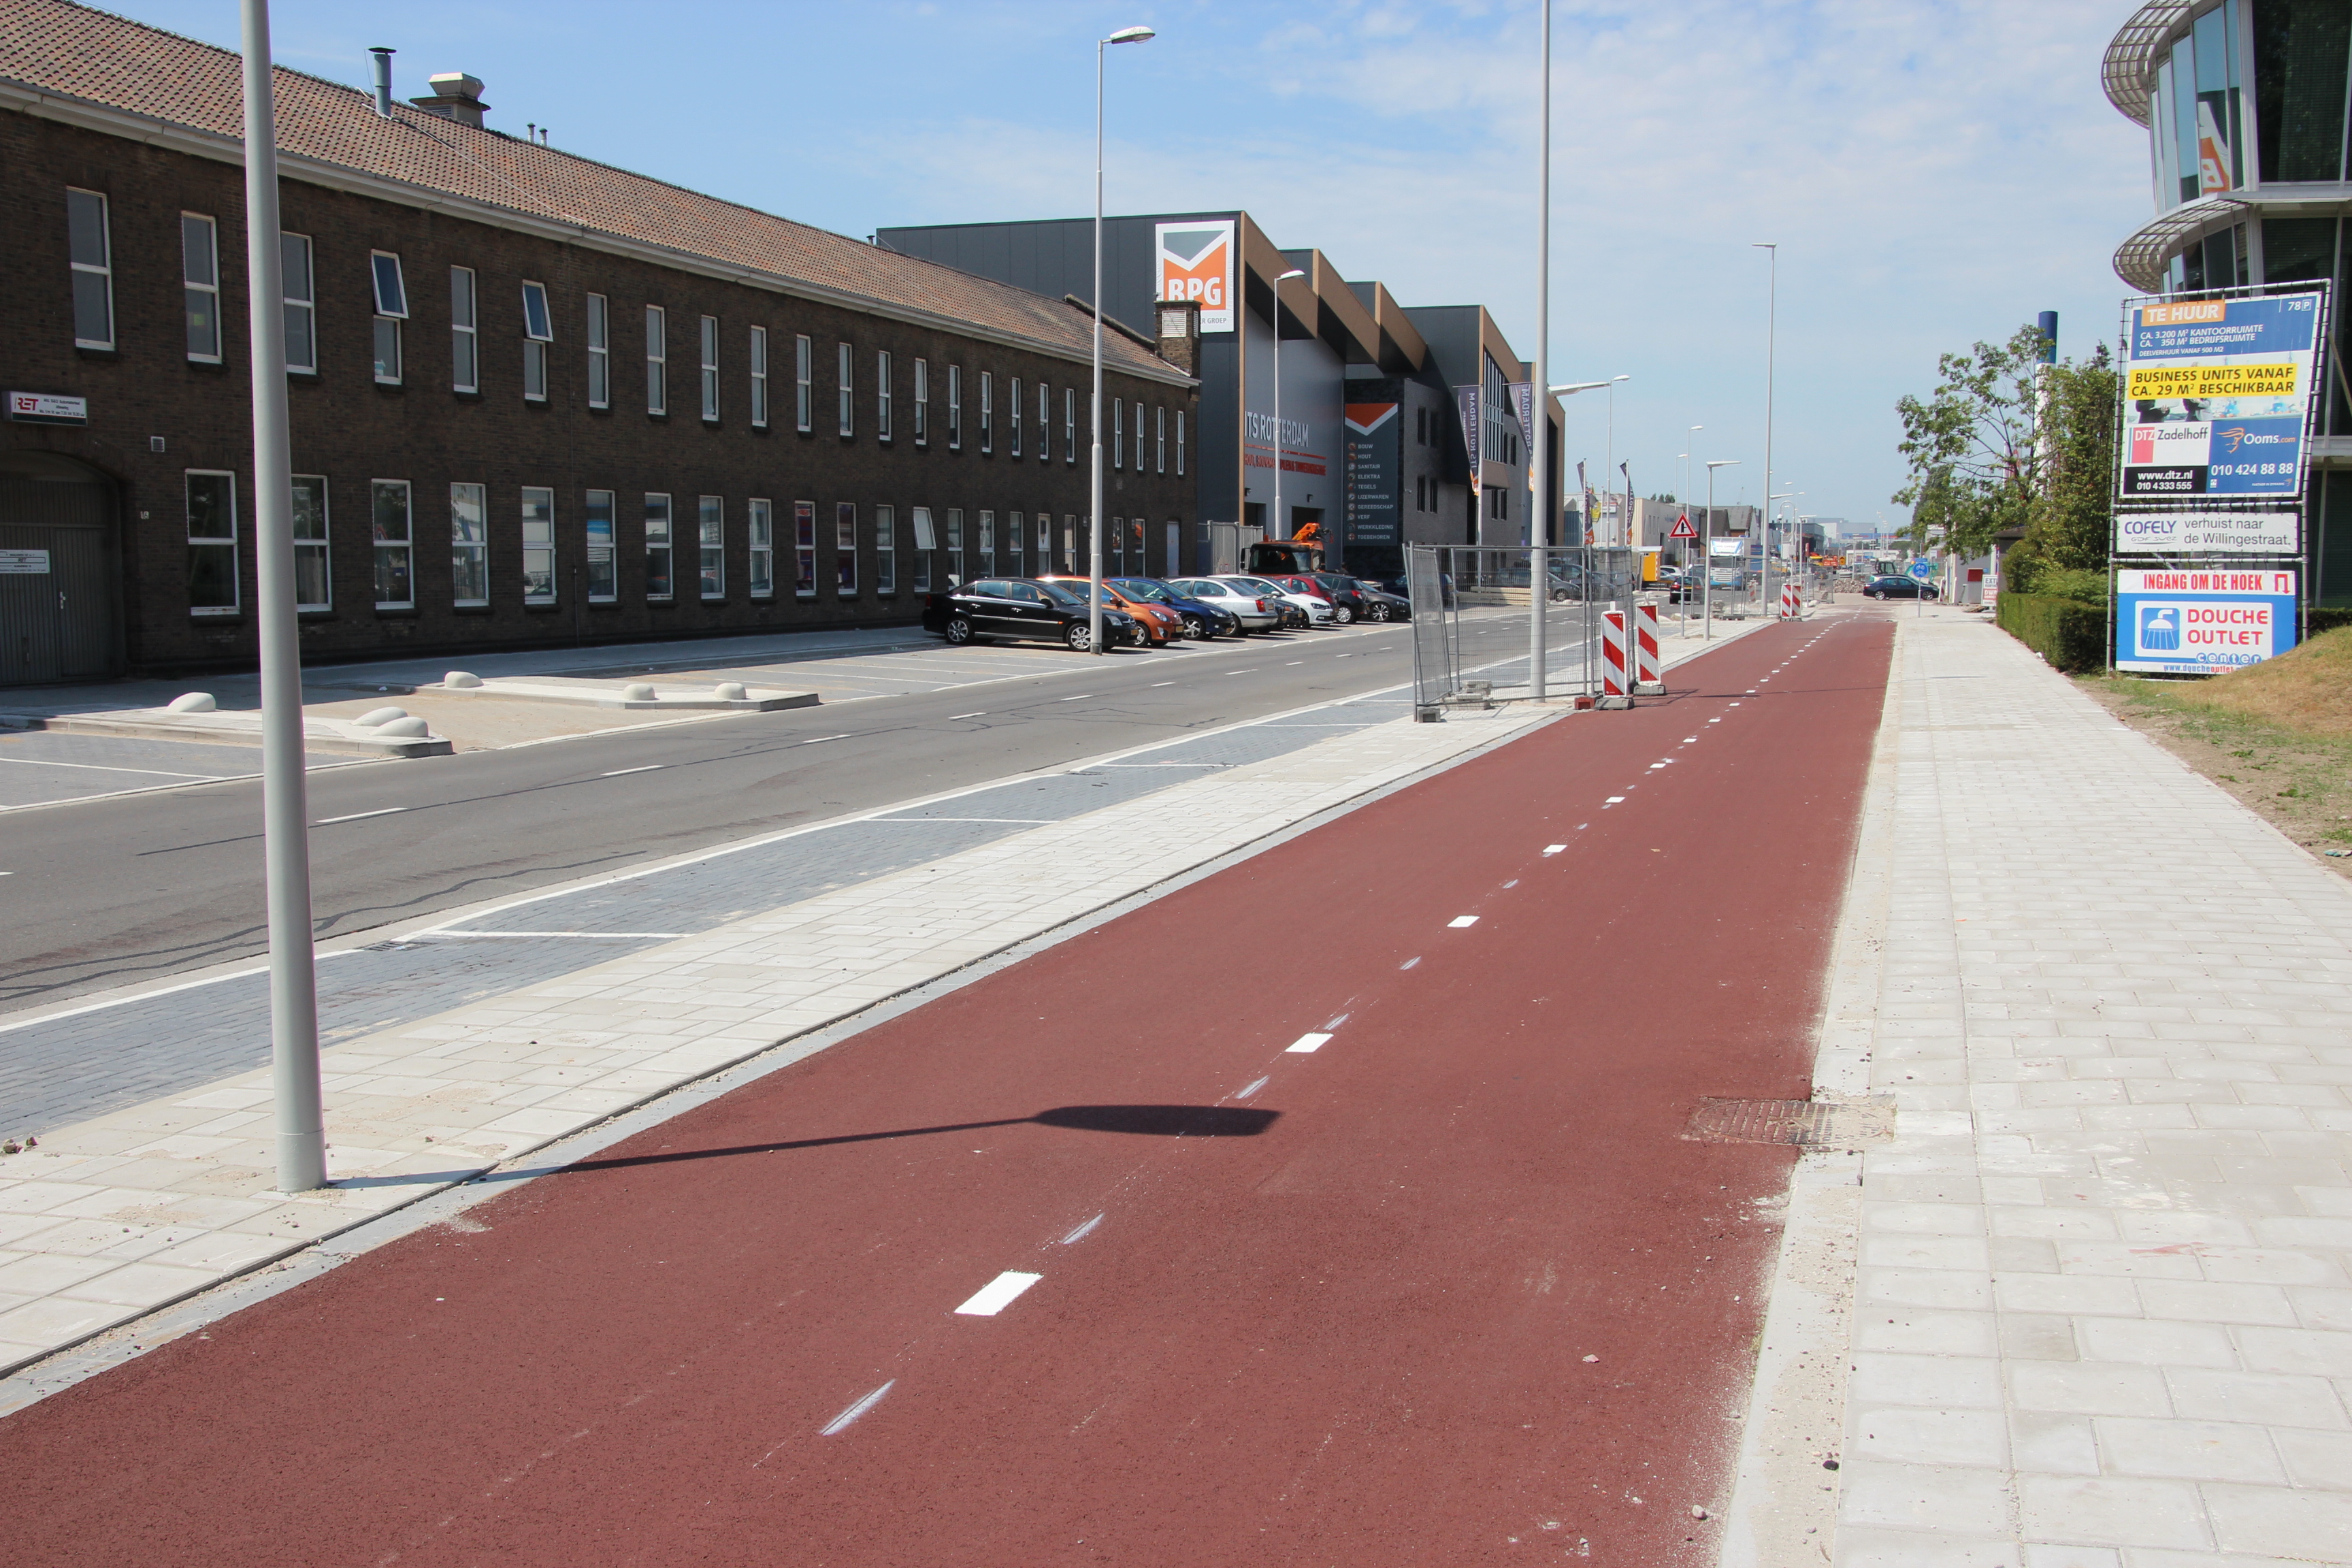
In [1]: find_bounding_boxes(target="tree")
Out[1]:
[1892,323,2049,559]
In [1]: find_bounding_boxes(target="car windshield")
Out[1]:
[1036,581,1086,606]
[1113,578,1173,602]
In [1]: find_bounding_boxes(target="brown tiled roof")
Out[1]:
[0,0,1184,380]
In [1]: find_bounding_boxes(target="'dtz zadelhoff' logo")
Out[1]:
[1156,220,1236,334]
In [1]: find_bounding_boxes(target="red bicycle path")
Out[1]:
[1,613,1894,1567]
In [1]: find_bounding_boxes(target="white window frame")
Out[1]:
[698,495,725,600]
[1007,510,1024,572]
[585,293,610,408]
[644,492,674,600]
[1009,376,1023,457]
[370,250,408,385]
[912,506,934,591]
[185,470,239,616]
[838,342,855,436]
[522,487,557,604]
[181,212,221,363]
[585,489,617,602]
[875,504,896,595]
[645,306,667,414]
[977,509,995,577]
[913,359,929,445]
[450,266,480,393]
[795,334,814,432]
[521,280,553,402]
[876,350,893,442]
[1038,381,1051,462]
[700,314,720,423]
[979,371,994,454]
[450,481,489,606]
[1134,400,1146,471]
[749,325,769,428]
[795,500,817,596]
[835,502,858,596]
[370,478,414,610]
[1177,410,1186,476]
[281,233,316,375]
[748,497,775,598]
[291,474,330,610]
[1156,406,1166,474]
[1036,513,1051,563]
[1113,397,1124,470]
[67,187,115,350]
[1066,389,1077,466]
[947,365,964,450]
[947,508,964,586]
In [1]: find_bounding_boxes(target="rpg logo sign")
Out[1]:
[1156,220,1236,334]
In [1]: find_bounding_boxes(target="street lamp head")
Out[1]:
[1707,459,1741,470]
[1550,380,1609,395]
[1752,241,1776,249]
[1276,267,1306,282]
[1611,374,1630,383]
[1106,24,1156,44]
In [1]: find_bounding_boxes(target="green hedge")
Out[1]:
[2313,607,2352,636]
[1996,591,2108,672]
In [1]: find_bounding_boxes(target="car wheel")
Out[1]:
[1064,621,1093,652]
[1550,587,1572,602]
[1367,602,1391,622]
[1334,606,1355,624]
[944,615,976,646]
[1181,613,1207,639]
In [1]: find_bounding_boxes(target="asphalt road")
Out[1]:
[0,615,1895,1566]
[0,614,1561,1017]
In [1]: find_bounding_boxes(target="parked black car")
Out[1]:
[922,578,1144,650]
[1348,578,1412,621]
[1301,572,1373,623]
[1861,574,1940,601]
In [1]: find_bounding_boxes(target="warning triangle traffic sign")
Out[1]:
[1669,513,1696,539]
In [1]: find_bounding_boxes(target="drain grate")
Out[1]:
[1682,1096,1894,1149]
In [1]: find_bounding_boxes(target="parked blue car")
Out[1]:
[1109,578,1243,638]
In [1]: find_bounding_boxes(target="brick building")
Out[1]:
[0,0,1197,681]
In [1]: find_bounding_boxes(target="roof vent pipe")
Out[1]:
[368,47,394,116]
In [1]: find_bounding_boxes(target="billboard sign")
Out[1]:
[1156,221,1236,334]
[2114,567,2299,674]
[2112,509,2300,555]
[2121,291,2324,498]
[1343,402,1401,546]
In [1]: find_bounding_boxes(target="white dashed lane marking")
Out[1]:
[1448,915,1480,928]
[1286,1032,1333,1054]
[1544,844,1566,855]
[1060,1214,1105,1245]
[954,1271,1043,1317]
[820,1381,895,1436]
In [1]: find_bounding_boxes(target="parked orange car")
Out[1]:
[1038,576,1186,645]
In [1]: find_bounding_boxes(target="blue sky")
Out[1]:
[118,0,2151,532]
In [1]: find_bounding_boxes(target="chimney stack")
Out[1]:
[409,72,489,129]
[1156,299,1202,377]
[368,47,394,116]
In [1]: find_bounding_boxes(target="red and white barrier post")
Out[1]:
[1599,608,1631,708]
[1780,582,1803,620]
[1633,601,1664,694]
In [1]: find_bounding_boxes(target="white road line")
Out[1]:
[415,930,689,941]
[1056,694,1094,702]
[1060,1213,1105,1244]
[314,806,408,825]
[1448,915,1480,929]
[820,1380,895,1435]
[1544,844,1566,855]
[1286,1032,1333,1054]
[1235,1075,1269,1100]
[1683,736,1699,742]
[799,734,854,745]
[947,711,987,720]
[1503,879,1518,889]
[873,815,1056,824]
[1399,956,1421,970]
[1149,682,1175,687]
[0,756,222,780]
[1605,796,1626,804]
[954,1271,1043,1316]
[600,764,665,777]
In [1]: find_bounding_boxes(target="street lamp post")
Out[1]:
[1703,459,1740,638]
[1090,22,1155,657]
[1527,0,1554,700]
[1271,267,1306,555]
[1752,242,1777,617]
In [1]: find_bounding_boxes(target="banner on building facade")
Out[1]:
[2112,509,2300,555]
[1343,403,1401,546]
[1509,382,1534,453]
[2119,289,2325,499]
[1156,221,1237,334]
[2114,566,2300,674]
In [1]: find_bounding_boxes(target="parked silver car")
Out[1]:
[1166,576,1282,634]
[1219,574,1337,627]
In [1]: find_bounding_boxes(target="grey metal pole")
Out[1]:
[1088,35,1105,657]
[1527,0,1551,701]
[241,0,324,1192]
[1273,301,1283,546]
[1753,242,1777,617]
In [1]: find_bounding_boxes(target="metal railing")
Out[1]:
[1406,544,1652,716]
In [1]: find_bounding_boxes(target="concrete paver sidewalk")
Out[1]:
[1738,609,2352,1566]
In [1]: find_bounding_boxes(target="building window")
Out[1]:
[700,314,720,422]
[749,497,774,598]
[281,233,316,374]
[977,510,995,576]
[947,508,964,585]
[1036,513,1051,564]
[1109,515,1123,574]
[371,251,407,384]
[698,495,725,600]
[980,371,994,453]
[371,479,413,608]
[749,325,769,427]
[450,266,480,393]
[795,500,817,595]
[586,293,610,408]
[1008,510,1025,572]
[1010,377,1024,457]
[522,281,553,402]
[585,489,617,602]
[837,342,855,436]
[1037,382,1051,462]
[522,487,556,604]
[877,350,894,441]
[911,506,934,591]
[645,306,668,414]
[67,188,114,349]
[644,493,674,600]
[181,214,220,362]
[1177,410,1186,476]
[291,474,329,610]
[185,470,238,615]
[1113,398,1124,470]
[450,482,488,606]
[795,334,813,431]
[1156,406,1166,474]
[1134,401,1146,471]
[875,505,896,595]
[835,502,858,595]
[948,365,964,449]
[914,359,929,445]
[1066,390,1077,465]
